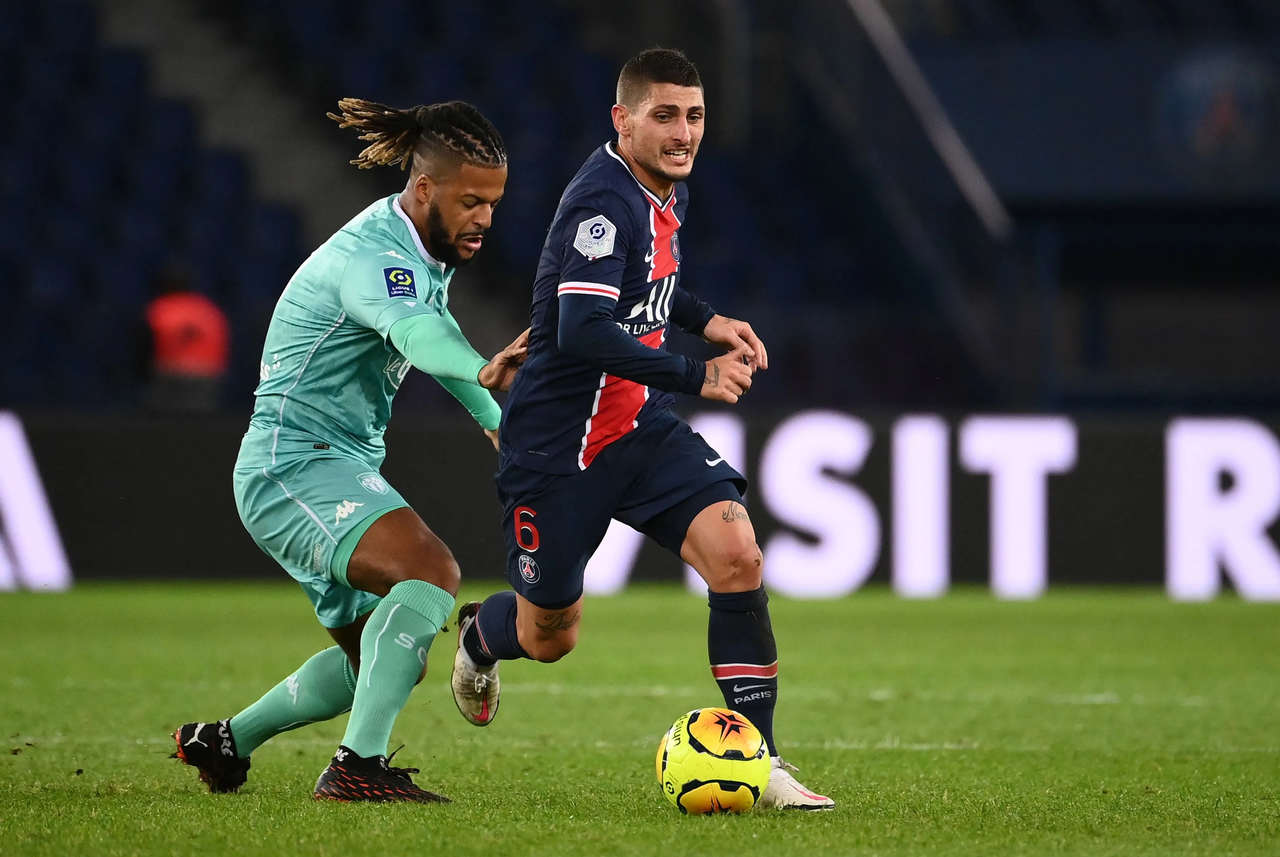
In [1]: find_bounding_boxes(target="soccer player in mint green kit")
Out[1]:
[172,98,528,803]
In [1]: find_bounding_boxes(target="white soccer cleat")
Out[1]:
[757,757,835,810]
[450,602,500,726]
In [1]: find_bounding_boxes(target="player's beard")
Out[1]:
[425,202,476,268]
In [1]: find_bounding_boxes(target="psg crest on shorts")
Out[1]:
[518,554,541,584]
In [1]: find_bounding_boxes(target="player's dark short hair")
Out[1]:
[616,48,702,108]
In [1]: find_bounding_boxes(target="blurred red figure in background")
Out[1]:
[143,269,230,412]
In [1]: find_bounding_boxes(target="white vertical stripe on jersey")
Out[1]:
[576,371,609,471]
[261,468,338,545]
[646,204,659,283]
[271,311,347,466]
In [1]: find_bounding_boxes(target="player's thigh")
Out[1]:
[679,496,763,592]
[615,417,756,589]
[233,456,404,628]
[496,461,614,619]
[344,507,460,597]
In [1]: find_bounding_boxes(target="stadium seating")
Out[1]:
[1,0,302,408]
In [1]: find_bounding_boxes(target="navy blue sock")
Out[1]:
[708,586,779,756]
[462,590,529,665]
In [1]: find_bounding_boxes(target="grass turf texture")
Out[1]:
[2,583,1277,857]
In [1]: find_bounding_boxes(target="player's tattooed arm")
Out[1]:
[535,608,581,632]
[721,501,749,523]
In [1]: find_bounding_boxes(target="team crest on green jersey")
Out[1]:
[356,471,389,495]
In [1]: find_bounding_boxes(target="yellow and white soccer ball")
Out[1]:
[655,707,771,814]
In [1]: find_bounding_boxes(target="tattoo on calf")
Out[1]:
[721,501,750,523]
[535,609,580,632]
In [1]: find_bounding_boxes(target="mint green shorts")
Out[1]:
[233,447,406,628]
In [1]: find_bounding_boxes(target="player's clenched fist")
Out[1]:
[700,348,754,403]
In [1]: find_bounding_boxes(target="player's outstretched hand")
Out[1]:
[702,314,768,371]
[700,347,755,404]
[478,327,531,392]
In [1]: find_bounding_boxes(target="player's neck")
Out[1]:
[614,141,673,202]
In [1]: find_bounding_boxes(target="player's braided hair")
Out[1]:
[326,97,507,171]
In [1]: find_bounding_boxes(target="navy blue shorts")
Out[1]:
[495,411,747,609]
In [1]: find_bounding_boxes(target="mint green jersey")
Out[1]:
[242,195,459,466]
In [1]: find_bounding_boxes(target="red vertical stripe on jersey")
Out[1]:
[647,198,681,283]
[578,328,666,469]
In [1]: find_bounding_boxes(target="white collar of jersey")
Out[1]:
[391,196,447,274]
[604,142,676,211]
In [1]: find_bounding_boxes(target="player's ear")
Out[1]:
[611,103,630,137]
[412,171,436,206]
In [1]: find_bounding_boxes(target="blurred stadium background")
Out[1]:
[3,0,1280,598]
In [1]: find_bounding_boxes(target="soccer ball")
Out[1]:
[655,707,771,814]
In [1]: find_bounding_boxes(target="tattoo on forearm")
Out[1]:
[704,364,720,387]
[721,501,749,523]
[535,609,580,632]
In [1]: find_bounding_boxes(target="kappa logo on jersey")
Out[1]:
[356,471,389,495]
[573,215,617,260]
[334,499,364,526]
[518,554,541,584]
[383,266,417,299]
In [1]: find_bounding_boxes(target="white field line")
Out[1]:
[11,734,1279,754]
[5,677,1217,708]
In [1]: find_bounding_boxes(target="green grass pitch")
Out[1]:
[2,582,1277,856]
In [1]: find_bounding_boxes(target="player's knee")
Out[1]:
[400,532,461,594]
[704,539,764,591]
[522,630,578,663]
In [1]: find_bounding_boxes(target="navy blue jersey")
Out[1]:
[501,143,714,474]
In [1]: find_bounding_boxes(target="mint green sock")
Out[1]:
[228,645,357,758]
[340,579,455,758]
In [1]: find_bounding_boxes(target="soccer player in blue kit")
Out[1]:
[451,49,833,810]
[172,98,528,803]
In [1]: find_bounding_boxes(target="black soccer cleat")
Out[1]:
[313,745,450,804]
[172,719,251,793]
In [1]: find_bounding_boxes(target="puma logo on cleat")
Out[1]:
[184,723,209,748]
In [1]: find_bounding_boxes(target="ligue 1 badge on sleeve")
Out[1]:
[573,214,617,260]
[383,266,417,299]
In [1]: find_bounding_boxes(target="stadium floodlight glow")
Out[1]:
[1166,419,1280,601]
[0,412,72,591]
[959,416,1077,600]
[893,415,949,598]
[760,410,880,597]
